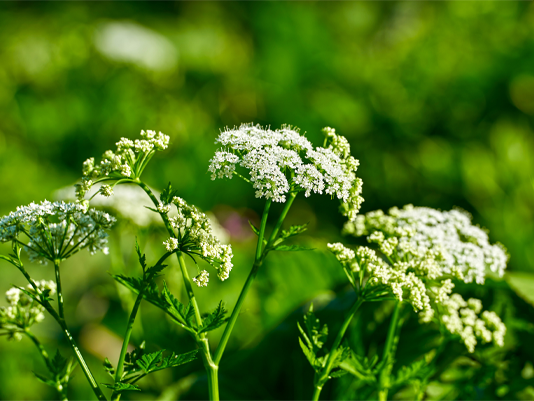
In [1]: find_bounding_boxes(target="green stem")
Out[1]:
[213,199,272,365]
[314,297,364,399]
[54,259,65,320]
[199,337,219,401]
[111,292,143,401]
[378,302,402,401]
[312,384,323,401]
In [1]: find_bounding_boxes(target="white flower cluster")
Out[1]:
[76,130,169,200]
[328,237,507,352]
[343,205,508,284]
[208,124,364,220]
[161,197,233,286]
[437,293,506,353]
[0,201,115,263]
[0,281,56,341]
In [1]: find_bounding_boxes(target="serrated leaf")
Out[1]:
[135,239,147,272]
[303,309,328,350]
[199,301,227,333]
[158,350,198,370]
[162,282,196,329]
[102,382,141,392]
[160,182,179,205]
[339,350,377,382]
[33,371,57,388]
[280,223,308,240]
[112,274,145,294]
[50,350,68,375]
[273,245,314,252]
[248,220,260,236]
[391,358,433,388]
[299,337,319,370]
[136,350,165,373]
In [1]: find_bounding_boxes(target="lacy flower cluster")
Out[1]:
[343,205,508,284]
[0,281,56,341]
[208,124,364,220]
[76,130,170,200]
[0,201,115,263]
[160,197,233,287]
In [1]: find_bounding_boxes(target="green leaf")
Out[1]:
[160,182,179,205]
[33,372,57,388]
[112,274,145,294]
[199,301,227,333]
[136,349,198,374]
[330,369,349,379]
[136,350,164,373]
[391,358,433,388]
[298,337,319,370]
[102,382,141,392]
[505,271,534,308]
[279,223,308,240]
[248,220,260,236]
[49,350,68,375]
[135,239,147,273]
[273,244,314,252]
[103,358,115,378]
[339,350,377,382]
[303,307,328,350]
[162,281,196,329]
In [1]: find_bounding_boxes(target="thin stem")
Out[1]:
[314,297,364,400]
[265,192,298,248]
[111,292,143,401]
[177,252,203,327]
[213,199,272,365]
[378,302,402,401]
[54,260,65,320]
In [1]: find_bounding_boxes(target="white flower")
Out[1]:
[209,123,364,219]
[344,205,508,284]
[163,237,179,252]
[193,270,209,287]
[76,130,170,200]
[0,201,115,263]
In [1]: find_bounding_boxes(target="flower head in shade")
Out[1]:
[160,197,233,287]
[0,201,115,263]
[76,130,170,200]
[343,205,508,284]
[0,281,56,341]
[208,124,363,220]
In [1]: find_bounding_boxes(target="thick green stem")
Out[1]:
[378,302,402,401]
[312,385,323,401]
[199,337,219,401]
[54,260,65,320]
[314,297,364,398]
[213,200,272,365]
[111,292,144,401]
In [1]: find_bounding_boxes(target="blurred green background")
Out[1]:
[1,2,534,400]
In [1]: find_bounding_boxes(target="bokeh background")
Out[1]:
[1,1,534,400]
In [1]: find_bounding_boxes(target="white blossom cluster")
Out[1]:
[328,238,507,352]
[76,130,170,200]
[160,197,233,286]
[436,293,506,353]
[208,124,364,220]
[343,205,508,284]
[0,281,56,341]
[0,201,115,263]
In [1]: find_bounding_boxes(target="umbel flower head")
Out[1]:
[0,281,56,341]
[208,124,364,221]
[327,242,506,353]
[160,197,233,287]
[0,201,115,263]
[76,130,170,200]
[343,205,508,284]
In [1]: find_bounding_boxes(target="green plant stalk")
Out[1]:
[378,302,402,401]
[54,259,65,320]
[213,192,297,366]
[312,297,365,401]
[111,292,143,401]
[25,329,69,401]
[213,199,272,365]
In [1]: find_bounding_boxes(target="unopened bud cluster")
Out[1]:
[76,130,169,200]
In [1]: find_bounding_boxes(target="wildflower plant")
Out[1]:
[299,205,508,400]
[0,124,510,401]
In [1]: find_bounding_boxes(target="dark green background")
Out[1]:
[0,2,533,400]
